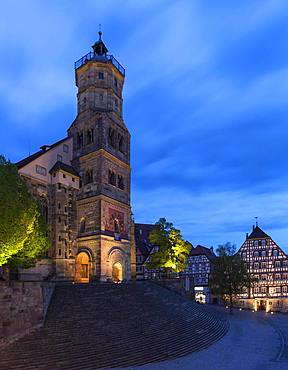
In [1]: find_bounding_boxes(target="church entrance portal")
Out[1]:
[112,262,123,283]
[75,252,90,283]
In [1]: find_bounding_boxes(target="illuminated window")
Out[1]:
[261,286,267,293]
[254,287,259,294]
[283,286,287,293]
[261,262,267,269]
[276,286,281,293]
[283,273,288,279]
[262,274,267,280]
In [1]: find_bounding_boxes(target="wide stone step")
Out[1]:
[0,281,229,369]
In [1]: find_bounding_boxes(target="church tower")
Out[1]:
[68,32,135,282]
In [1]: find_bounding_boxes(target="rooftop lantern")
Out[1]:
[92,30,108,56]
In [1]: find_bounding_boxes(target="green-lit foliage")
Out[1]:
[209,242,250,313]
[0,155,49,267]
[147,218,192,273]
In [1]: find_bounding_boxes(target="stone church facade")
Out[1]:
[16,32,136,282]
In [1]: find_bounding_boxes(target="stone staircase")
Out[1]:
[0,282,229,369]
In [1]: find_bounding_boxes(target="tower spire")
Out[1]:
[255,216,258,227]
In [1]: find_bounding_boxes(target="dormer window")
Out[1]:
[98,72,104,80]
[36,165,47,176]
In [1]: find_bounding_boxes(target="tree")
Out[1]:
[147,218,192,276]
[0,155,49,270]
[209,242,250,314]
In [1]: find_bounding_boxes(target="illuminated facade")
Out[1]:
[238,225,288,312]
[186,245,215,303]
[16,33,136,282]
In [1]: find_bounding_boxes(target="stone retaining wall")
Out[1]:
[0,281,55,348]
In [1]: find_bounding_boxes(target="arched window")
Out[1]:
[261,250,266,257]
[118,175,124,190]
[241,252,246,259]
[108,128,116,147]
[272,249,278,257]
[86,129,94,144]
[79,218,86,233]
[77,132,84,148]
[119,135,124,153]
[85,169,93,184]
[108,170,116,186]
[253,250,259,257]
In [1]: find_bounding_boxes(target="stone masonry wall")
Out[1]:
[0,281,55,348]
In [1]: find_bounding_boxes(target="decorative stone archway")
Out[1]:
[112,261,123,282]
[107,247,127,282]
[75,251,90,283]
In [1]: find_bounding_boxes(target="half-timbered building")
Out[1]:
[237,224,288,312]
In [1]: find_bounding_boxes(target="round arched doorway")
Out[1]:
[75,252,90,283]
[112,262,123,283]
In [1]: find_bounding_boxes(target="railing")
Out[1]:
[75,52,125,76]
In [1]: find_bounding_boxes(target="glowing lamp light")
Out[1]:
[271,311,274,315]
[225,306,229,309]
[239,308,242,311]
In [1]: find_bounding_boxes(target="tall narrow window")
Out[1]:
[86,128,94,144]
[77,132,84,148]
[119,136,124,152]
[79,218,86,233]
[85,169,93,184]
[108,128,115,147]
[118,175,124,190]
[108,170,116,186]
[98,72,104,80]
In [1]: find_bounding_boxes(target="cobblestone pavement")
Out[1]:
[120,307,288,370]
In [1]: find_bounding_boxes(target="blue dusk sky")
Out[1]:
[1,0,288,251]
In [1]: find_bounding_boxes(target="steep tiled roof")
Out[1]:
[16,137,69,169]
[49,161,79,177]
[247,226,270,240]
[189,245,216,260]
